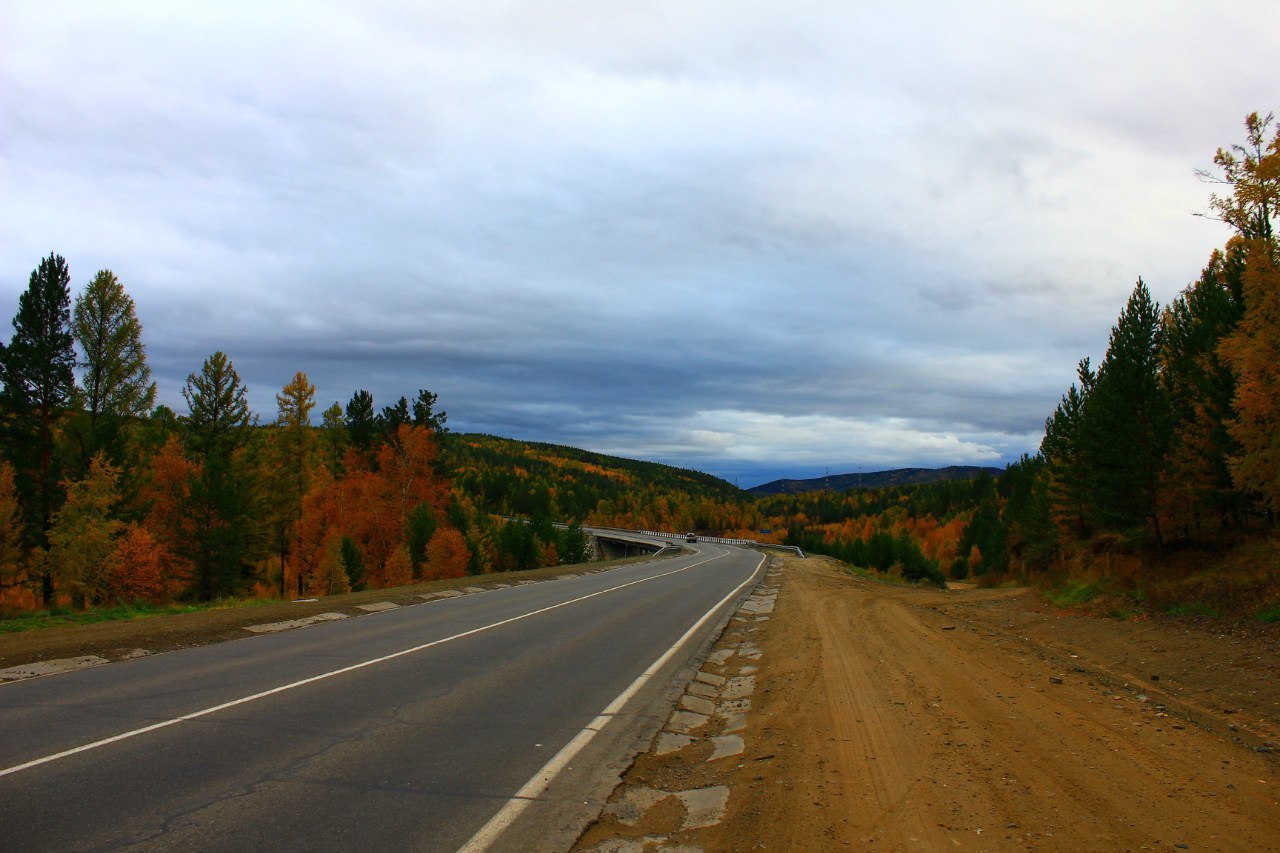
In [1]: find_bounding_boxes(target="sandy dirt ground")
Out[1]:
[574,555,1280,853]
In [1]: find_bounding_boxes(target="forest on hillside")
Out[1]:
[1,112,1276,618]
[771,112,1280,610]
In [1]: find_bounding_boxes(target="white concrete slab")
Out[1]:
[0,655,110,682]
[243,612,347,634]
[355,601,398,612]
[676,786,730,829]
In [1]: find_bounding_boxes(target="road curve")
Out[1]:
[0,541,764,852]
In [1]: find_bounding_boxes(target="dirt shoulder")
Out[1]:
[0,560,643,671]
[576,554,1280,852]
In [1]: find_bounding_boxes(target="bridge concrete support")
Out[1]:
[591,534,665,561]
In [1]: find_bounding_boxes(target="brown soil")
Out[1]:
[576,555,1280,852]
[0,561,627,670]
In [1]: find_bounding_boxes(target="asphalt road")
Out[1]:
[0,541,763,853]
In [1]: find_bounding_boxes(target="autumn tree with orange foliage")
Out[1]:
[289,425,454,594]
[106,523,168,603]
[138,434,198,592]
[425,527,470,580]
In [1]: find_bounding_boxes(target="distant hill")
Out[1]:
[440,433,742,520]
[747,466,1003,496]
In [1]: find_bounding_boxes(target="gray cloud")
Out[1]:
[2,1,1272,487]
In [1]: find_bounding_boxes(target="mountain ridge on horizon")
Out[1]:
[747,465,1003,496]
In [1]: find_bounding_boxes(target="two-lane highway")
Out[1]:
[0,541,763,852]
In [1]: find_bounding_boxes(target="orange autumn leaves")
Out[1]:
[290,424,464,596]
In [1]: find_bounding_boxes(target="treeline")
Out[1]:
[776,113,1280,589]
[1035,112,1278,562]
[5,113,1272,612]
[765,474,1006,586]
[0,259,597,613]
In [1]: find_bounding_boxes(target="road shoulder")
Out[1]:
[574,554,1280,851]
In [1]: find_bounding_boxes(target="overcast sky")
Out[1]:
[2,2,1273,487]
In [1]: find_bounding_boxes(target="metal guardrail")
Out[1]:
[633,530,804,558]
[499,519,806,558]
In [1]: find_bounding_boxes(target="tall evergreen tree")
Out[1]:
[181,352,260,599]
[1040,360,1094,538]
[345,389,377,451]
[1,253,77,604]
[411,388,448,432]
[70,269,156,469]
[183,351,252,458]
[1159,244,1246,536]
[1078,279,1171,549]
[1000,454,1056,571]
[318,401,347,471]
[268,371,317,594]
[380,396,410,436]
[274,371,317,496]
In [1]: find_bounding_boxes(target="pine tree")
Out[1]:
[1,253,77,604]
[1078,280,1171,549]
[266,371,317,595]
[318,401,347,472]
[1159,245,1246,536]
[406,503,437,577]
[71,269,156,469]
[274,372,316,513]
[345,389,378,452]
[181,352,260,599]
[183,351,252,458]
[411,388,448,432]
[380,396,410,436]
[1040,360,1094,537]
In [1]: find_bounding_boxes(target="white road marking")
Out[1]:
[0,552,730,779]
[457,550,766,853]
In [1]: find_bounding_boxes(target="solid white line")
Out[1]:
[456,550,767,853]
[0,553,728,779]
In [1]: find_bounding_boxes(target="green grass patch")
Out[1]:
[0,598,276,634]
[1164,600,1220,618]
[1045,579,1106,608]
[840,562,944,589]
[1256,605,1280,623]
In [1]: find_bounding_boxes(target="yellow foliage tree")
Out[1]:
[383,544,413,588]
[0,462,28,607]
[49,454,124,606]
